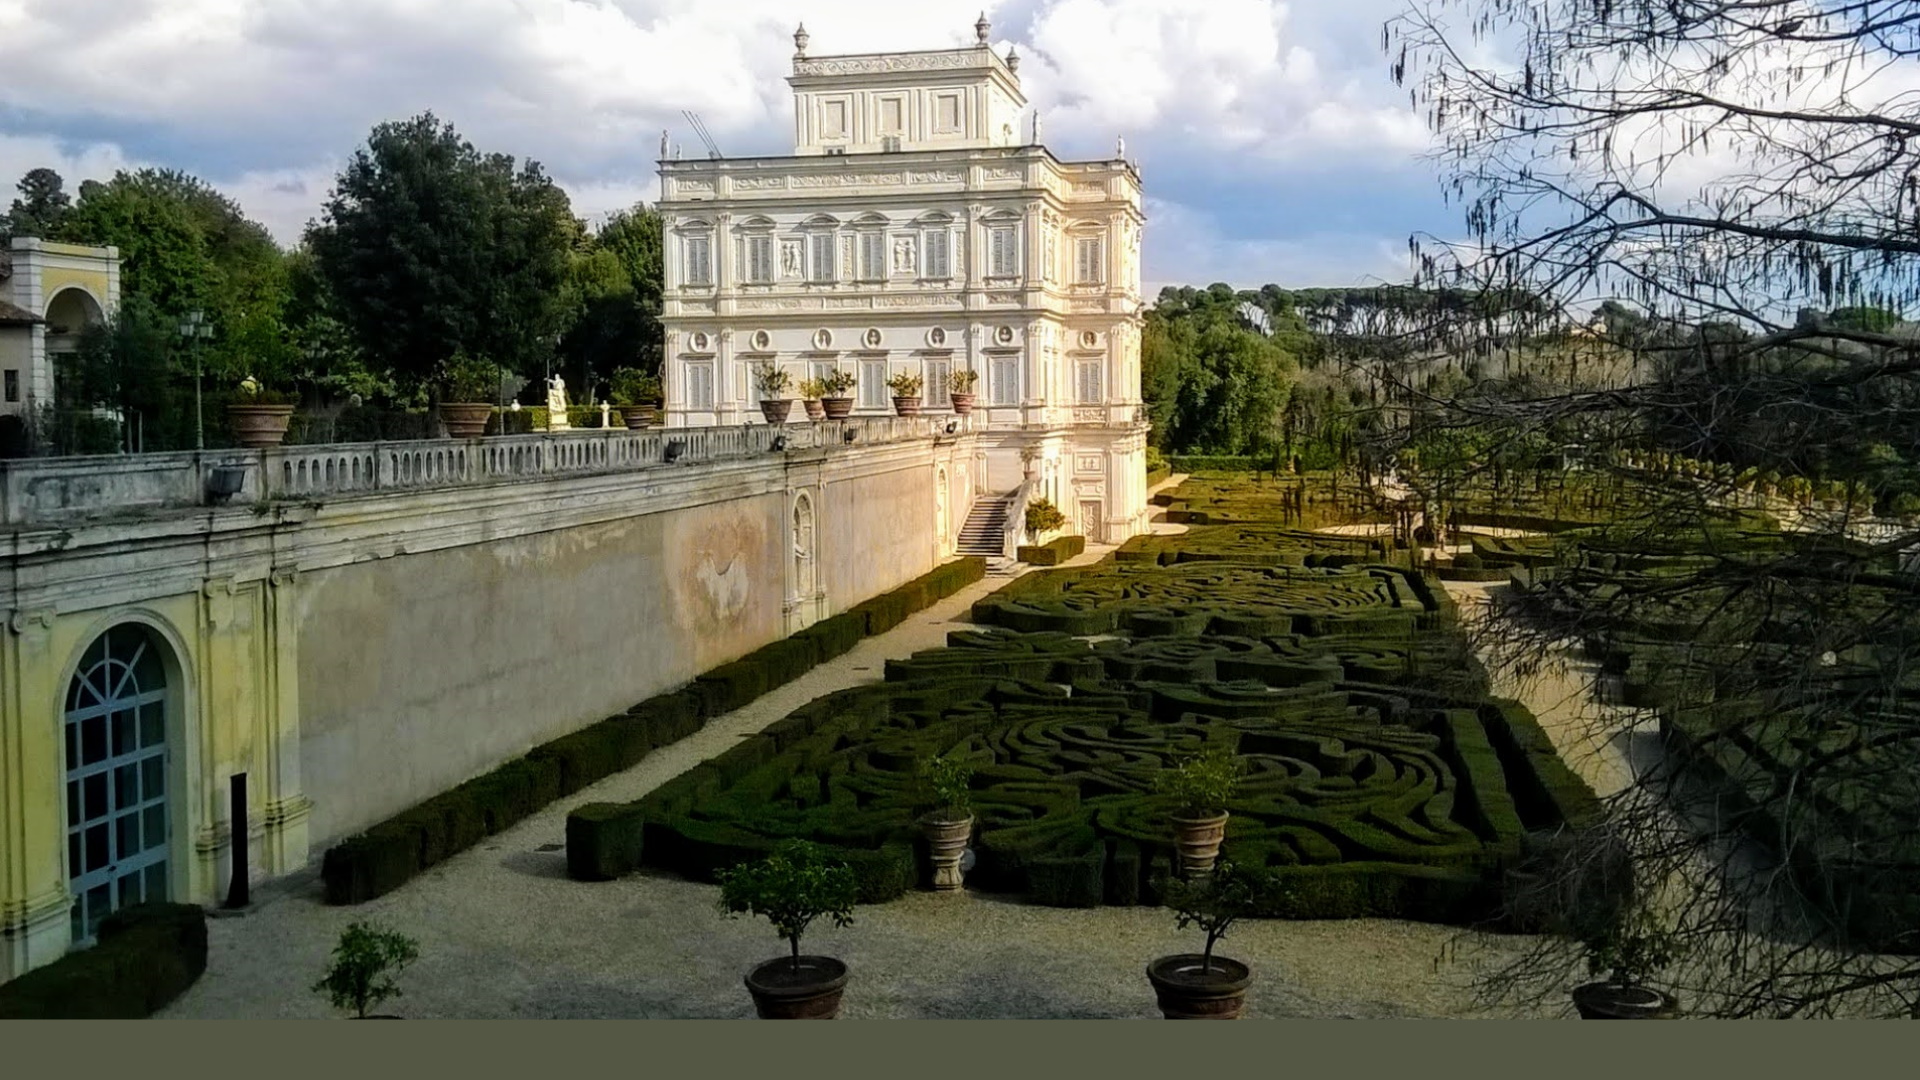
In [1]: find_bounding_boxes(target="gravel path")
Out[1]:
[160,545,1580,1020]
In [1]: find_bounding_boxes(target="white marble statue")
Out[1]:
[547,375,571,431]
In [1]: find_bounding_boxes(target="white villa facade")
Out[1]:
[656,16,1151,546]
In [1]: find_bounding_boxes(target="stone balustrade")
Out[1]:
[0,414,971,527]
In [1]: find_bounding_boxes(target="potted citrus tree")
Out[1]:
[886,371,924,416]
[227,375,299,448]
[820,369,857,419]
[1154,746,1239,877]
[718,840,859,1019]
[1147,859,1260,1019]
[753,361,794,424]
[947,368,979,416]
[439,350,500,438]
[915,752,976,891]
[1024,496,1067,544]
[609,368,662,429]
[311,921,420,1019]
[1571,907,1682,1019]
[798,377,828,422]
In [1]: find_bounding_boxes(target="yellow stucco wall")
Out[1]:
[37,267,109,318]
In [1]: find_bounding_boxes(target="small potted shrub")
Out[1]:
[1154,746,1239,876]
[915,752,977,891]
[1023,496,1067,544]
[609,368,662,429]
[311,921,420,1019]
[886,371,924,416]
[718,840,859,1019]
[947,368,979,415]
[753,361,794,424]
[439,350,501,438]
[798,377,828,422]
[227,375,299,448]
[819,369,857,419]
[1571,908,1682,1019]
[1147,859,1260,1019]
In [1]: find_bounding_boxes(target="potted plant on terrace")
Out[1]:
[753,361,794,424]
[609,367,662,429]
[1024,496,1067,544]
[718,840,859,1019]
[915,752,977,891]
[947,368,979,416]
[1147,859,1260,1019]
[311,921,420,1019]
[819,369,857,419]
[1570,907,1682,1019]
[1154,745,1239,877]
[798,377,828,422]
[439,350,500,438]
[886,371,924,416]
[227,375,299,448]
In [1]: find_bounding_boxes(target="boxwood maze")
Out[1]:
[586,507,1603,926]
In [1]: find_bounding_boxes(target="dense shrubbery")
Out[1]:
[0,903,207,1018]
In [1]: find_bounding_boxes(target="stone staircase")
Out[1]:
[957,495,1012,557]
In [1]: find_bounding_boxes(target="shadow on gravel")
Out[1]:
[499,850,571,880]
[518,978,751,1019]
[903,968,1122,1019]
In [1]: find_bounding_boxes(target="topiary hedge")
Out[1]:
[0,903,208,1018]
[1017,534,1086,565]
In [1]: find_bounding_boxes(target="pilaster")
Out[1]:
[1,607,69,982]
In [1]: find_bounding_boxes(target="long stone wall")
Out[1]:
[0,419,978,981]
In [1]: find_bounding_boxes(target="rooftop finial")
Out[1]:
[1006,43,1020,73]
[975,11,991,45]
[794,22,809,58]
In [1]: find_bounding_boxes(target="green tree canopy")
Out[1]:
[1,168,72,241]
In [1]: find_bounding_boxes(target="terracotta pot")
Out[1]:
[439,402,493,439]
[1146,954,1251,1019]
[1170,811,1229,876]
[892,395,922,417]
[1571,981,1679,1019]
[948,392,976,416]
[744,955,849,1019]
[803,399,826,421]
[760,399,794,425]
[621,403,657,430]
[918,813,974,891]
[226,404,294,448]
[821,396,855,419]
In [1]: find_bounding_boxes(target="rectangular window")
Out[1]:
[3,369,17,403]
[859,359,888,409]
[922,229,950,278]
[684,235,712,286]
[935,94,961,133]
[989,226,1018,277]
[990,355,1020,405]
[747,235,773,283]
[686,362,714,409]
[924,357,950,409]
[809,233,836,283]
[1076,358,1104,403]
[859,232,887,281]
[1075,237,1104,284]
[810,361,838,386]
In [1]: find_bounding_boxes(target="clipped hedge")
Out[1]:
[1017,535,1086,566]
[325,556,988,905]
[0,903,207,1019]
[566,802,648,881]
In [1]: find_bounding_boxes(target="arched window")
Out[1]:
[64,624,172,945]
[792,493,817,601]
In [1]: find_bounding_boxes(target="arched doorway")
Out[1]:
[63,624,171,945]
[43,287,105,359]
[792,493,817,604]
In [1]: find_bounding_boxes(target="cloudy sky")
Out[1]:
[0,0,1447,293]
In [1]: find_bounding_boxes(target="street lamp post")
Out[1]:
[179,310,213,450]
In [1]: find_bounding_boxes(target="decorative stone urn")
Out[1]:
[760,399,794,425]
[1170,811,1229,876]
[1146,955,1252,1020]
[891,396,922,417]
[1571,981,1679,1020]
[802,399,826,421]
[948,392,976,416]
[439,402,493,439]
[820,397,855,420]
[621,403,657,430]
[226,404,294,448]
[744,956,849,1020]
[918,813,974,891]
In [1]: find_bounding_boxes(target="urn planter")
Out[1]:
[821,396,855,420]
[918,813,974,891]
[226,404,295,448]
[1170,811,1230,876]
[1146,954,1251,1019]
[760,399,795,425]
[621,403,658,430]
[439,402,493,439]
[948,392,976,416]
[891,396,922,417]
[802,399,826,421]
[744,956,849,1019]
[1571,981,1679,1020]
